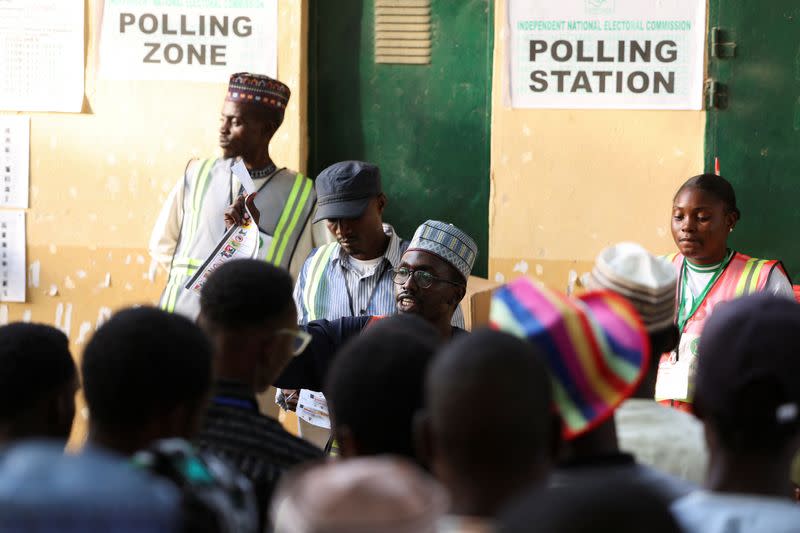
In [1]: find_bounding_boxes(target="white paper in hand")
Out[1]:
[231,160,257,195]
[184,210,260,295]
[297,390,331,429]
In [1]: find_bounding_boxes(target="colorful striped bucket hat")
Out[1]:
[490,277,650,440]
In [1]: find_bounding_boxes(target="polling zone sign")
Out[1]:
[99,0,277,82]
[507,0,706,109]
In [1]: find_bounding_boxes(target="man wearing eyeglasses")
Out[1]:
[278,160,463,448]
[194,259,323,530]
[274,219,478,393]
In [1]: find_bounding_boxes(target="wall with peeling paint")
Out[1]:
[488,0,706,293]
[0,0,308,444]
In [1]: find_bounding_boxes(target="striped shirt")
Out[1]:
[293,224,465,327]
[195,380,323,529]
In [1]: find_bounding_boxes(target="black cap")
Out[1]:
[313,161,382,223]
[696,293,800,427]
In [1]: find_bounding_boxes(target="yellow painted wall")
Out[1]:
[489,0,706,292]
[0,0,308,444]
[3,0,706,445]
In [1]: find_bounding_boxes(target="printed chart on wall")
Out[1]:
[99,0,278,82]
[0,116,29,209]
[507,0,706,109]
[0,211,26,303]
[0,0,85,112]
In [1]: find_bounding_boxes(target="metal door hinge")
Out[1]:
[706,78,728,109]
[711,27,736,58]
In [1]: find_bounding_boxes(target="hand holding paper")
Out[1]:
[186,162,263,294]
[186,199,261,295]
[224,193,261,229]
[296,390,331,430]
[224,160,261,228]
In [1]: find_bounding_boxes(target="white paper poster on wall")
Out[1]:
[99,0,278,82]
[0,0,85,112]
[507,0,706,110]
[0,116,30,209]
[0,211,26,303]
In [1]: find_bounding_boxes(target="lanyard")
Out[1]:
[342,259,388,317]
[213,395,259,411]
[677,251,733,332]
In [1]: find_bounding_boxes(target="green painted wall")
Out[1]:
[308,0,492,277]
[705,1,800,279]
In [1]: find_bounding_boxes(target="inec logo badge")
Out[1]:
[585,0,615,15]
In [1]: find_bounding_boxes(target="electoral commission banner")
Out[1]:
[99,0,277,82]
[507,0,706,109]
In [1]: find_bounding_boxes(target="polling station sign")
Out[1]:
[507,0,706,109]
[99,0,277,82]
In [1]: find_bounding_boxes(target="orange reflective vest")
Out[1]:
[655,251,784,406]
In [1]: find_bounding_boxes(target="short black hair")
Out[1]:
[325,314,440,460]
[82,307,212,433]
[500,480,682,533]
[0,323,75,421]
[426,329,554,475]
[200,259,294,331]
[676,173,741,218]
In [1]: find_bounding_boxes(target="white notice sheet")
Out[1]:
[0,211,26,303]
[0,116,30,209]
[0,0,85,112]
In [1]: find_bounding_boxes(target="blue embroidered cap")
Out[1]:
[406,220,477,282]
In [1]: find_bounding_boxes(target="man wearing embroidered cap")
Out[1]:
[490,277,695,502]
[394,220,474,336]
[280,162,464,447]
[273,219,478,393]
[293,161,465,326]
[587,242,707,484]
[149,72,329,319]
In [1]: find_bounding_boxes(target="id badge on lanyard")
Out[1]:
[655,333,699,402]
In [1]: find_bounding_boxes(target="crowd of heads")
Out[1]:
[0,78,798,531]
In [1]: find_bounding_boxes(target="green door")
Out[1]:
[705,1,800,279]
[309,0,492,276]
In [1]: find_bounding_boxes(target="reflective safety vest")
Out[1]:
[655,251,782,403]
[301,242,340,321]
[159,158,316,318]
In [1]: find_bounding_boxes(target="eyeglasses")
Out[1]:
[274,328,312,356]
[391,267,465,289]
